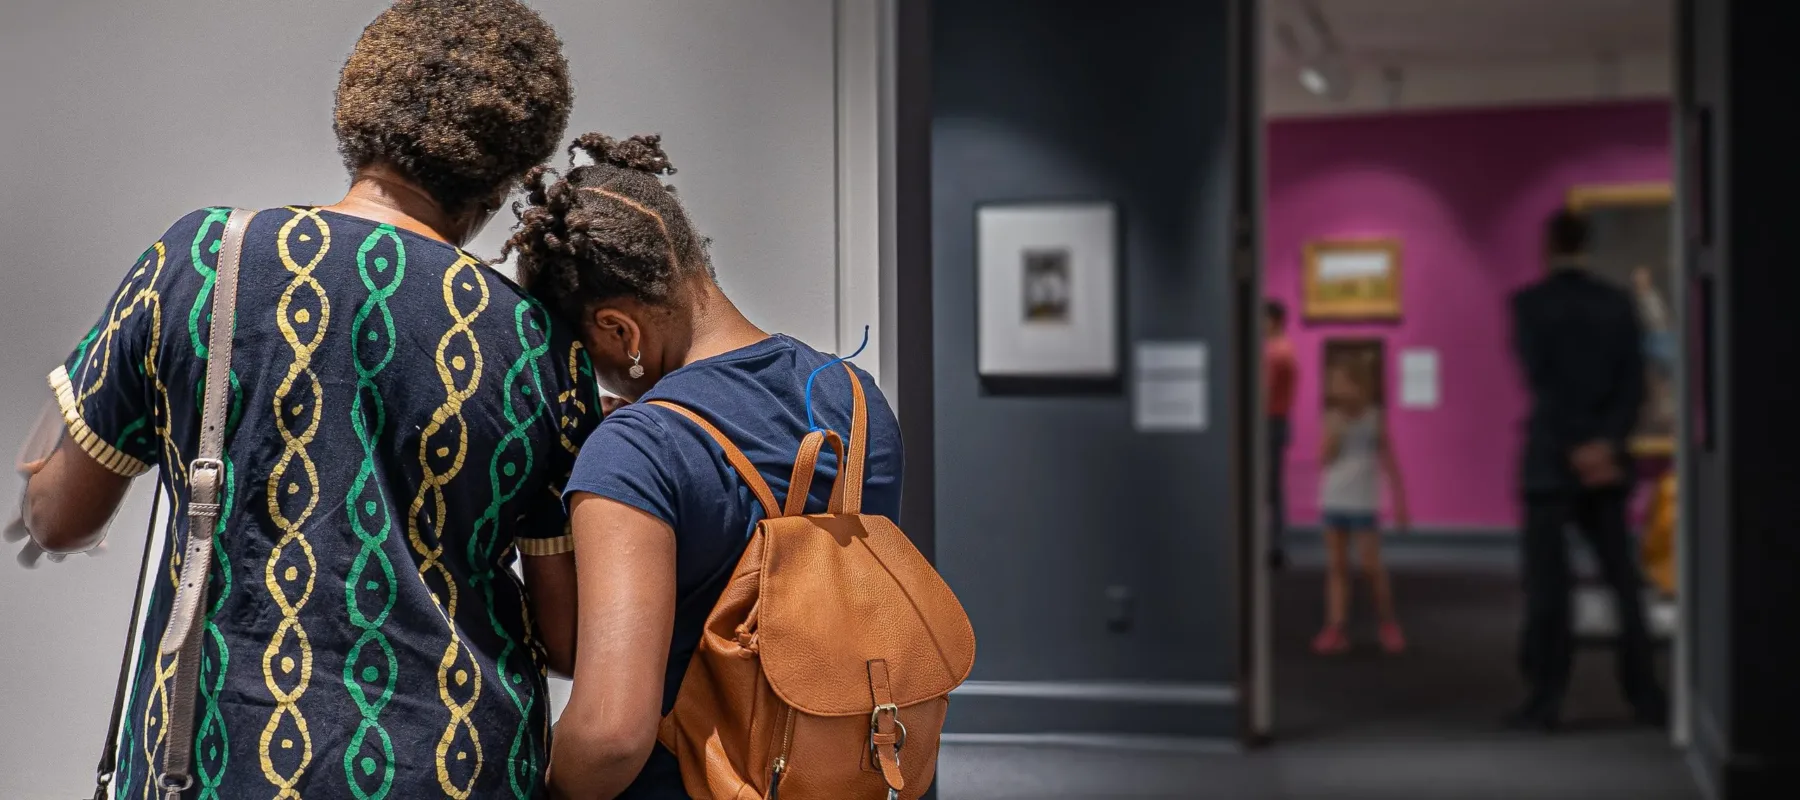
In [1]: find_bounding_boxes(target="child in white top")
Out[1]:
[1313,362,1410,655]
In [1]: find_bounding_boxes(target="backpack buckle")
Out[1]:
[869,703,906,799]
[869,703,907,754]
[867,702,907,760]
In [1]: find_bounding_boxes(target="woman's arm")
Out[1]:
[1379,416,1408,531]
[525,377,624,677]
[23,440,132,553]
[522,552,578,678]
[547,493,676,800]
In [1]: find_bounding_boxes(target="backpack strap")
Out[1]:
[837,364,869,515]
[785,429,846,517]
[649,362,871,519]
[787,364,871,516]
[648,400,780,519]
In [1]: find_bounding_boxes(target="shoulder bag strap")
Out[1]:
[646,400,781,519]
[154,208,255,800]
[89,484,163,800]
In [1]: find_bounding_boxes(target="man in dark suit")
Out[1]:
[1506,209,1667,731]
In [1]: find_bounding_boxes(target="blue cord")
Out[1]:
[804,325,870,433]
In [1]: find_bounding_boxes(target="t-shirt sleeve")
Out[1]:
[515,337,607,557]
[47,214,209,477]
[561,405,681,531]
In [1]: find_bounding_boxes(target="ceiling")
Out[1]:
[1264,0,1673,69]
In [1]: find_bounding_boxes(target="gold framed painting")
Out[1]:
[1565,181,1677,458]
[1302,238,1402,321]
[1565,181,1673,211]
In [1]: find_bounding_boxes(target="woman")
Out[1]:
[1311,362,1410,656]
[503,133,904,799]
[19,2,599,797]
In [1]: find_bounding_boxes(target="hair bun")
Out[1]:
[569,132,676,176]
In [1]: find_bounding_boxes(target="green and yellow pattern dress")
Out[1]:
[52,207,603,799]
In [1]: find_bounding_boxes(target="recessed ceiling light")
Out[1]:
[1299,67,1329,95]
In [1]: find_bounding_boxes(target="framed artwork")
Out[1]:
[976,201,1119,378]
[1565,181,1673,212]
[1320,337,1386,409]
[1566,182,1677,457]
[1302,238,1403,321]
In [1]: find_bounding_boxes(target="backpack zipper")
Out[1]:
[768,706,797,799]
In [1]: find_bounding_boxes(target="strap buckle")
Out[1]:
[90,770,114,800]
[157,771,193,799]
[869,704,906,800]
[188,458,224,496]
[869,702,907,768]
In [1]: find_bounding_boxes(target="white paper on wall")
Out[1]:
[1399,348,1440,409]
[1134,341,1207,432]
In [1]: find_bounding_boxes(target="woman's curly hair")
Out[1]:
[334,0,572,215]
[503,133,712,322]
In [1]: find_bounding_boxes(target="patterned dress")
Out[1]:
[52,207,603,800]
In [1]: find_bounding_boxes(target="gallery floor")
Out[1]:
[935,547,1698,800]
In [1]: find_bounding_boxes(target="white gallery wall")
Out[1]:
[0,0,887,793]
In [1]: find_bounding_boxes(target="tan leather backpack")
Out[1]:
[648,366,975,800]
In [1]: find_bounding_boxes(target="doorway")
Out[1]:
[1244,0,1696,796]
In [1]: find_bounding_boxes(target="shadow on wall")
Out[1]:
[1264,100,1672,531]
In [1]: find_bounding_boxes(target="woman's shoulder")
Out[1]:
[118,208,239,291]
[148,207,236,256]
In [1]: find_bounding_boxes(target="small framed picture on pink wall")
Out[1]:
[1302,238,1403,322]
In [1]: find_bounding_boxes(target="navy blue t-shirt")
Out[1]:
[561,333,903,798]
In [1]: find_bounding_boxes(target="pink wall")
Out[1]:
[1266,101,1671,529]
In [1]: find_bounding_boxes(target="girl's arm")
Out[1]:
[547,493,676,800]
[1379,413,1409,531]
[1319,410,1344,464]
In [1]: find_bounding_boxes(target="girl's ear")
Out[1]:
[591,308,642,357]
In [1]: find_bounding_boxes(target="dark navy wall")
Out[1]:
[931,0,1240,737]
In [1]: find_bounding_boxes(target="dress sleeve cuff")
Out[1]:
[47,366,152,477]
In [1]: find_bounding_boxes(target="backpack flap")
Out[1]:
[755,513,976,717]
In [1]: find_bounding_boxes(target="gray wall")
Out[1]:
[930,0,1241,738]
[0,1,843,793]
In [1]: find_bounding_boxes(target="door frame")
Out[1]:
[1230,0,1274,745]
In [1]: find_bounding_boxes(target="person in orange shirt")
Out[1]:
[1266,300,1298,569]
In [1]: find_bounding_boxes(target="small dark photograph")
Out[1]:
[1022,248,1072,323]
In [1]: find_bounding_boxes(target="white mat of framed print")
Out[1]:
[976,201,1119,378]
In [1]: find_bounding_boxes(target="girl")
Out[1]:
[1313,362,1410,655]
[505,133,904,799]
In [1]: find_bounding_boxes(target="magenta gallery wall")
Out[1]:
[1265,100,1671,531]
